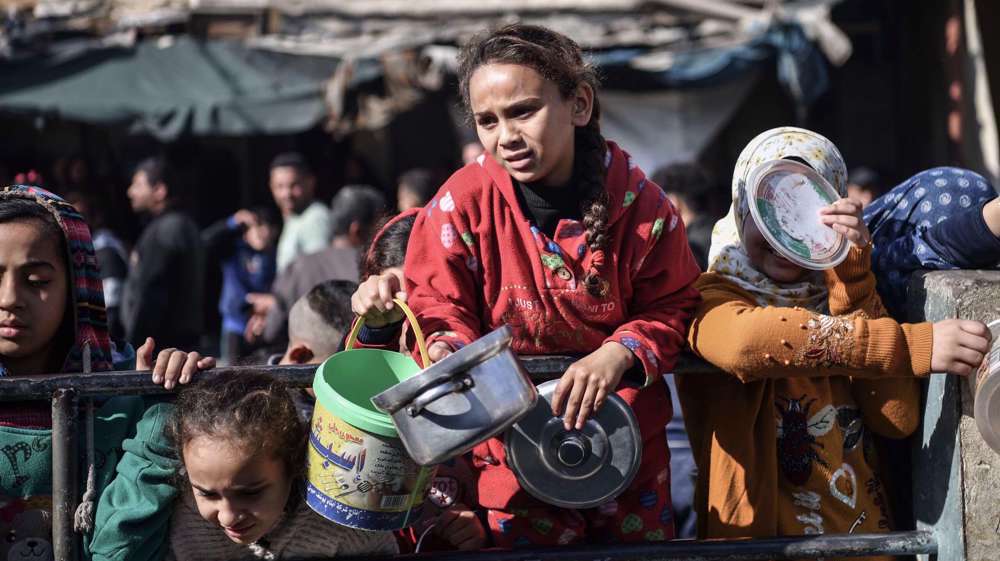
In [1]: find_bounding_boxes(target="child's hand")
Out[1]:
[428,342,454,363]
[243,312,267,343]
[931,319,991,375]
[137,337,216,390]
[819,198,871,248]
[552,342,634,430]
[232,209,255,228]
[434,504,486,551]
[245,292,276,316]
[351,267,406,328]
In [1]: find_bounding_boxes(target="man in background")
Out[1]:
[249,185,386,346]
[122,156,205,350]
[269,152,332,272]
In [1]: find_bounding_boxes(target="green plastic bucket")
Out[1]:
[305,299,436,531]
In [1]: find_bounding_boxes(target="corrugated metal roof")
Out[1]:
[18,0,767,29]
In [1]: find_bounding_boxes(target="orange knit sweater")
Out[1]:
[677,246,932,560]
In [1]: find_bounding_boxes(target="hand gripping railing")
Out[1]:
[0,356,937,561]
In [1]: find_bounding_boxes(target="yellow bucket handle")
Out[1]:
[344,298,430,369]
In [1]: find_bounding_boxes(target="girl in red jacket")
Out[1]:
[404,24,701,546]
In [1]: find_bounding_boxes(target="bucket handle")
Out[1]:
[344,298,430,369]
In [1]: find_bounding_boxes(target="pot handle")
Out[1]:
[344,297,429,368]
[406,376,474,417]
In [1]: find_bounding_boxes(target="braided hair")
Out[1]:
[458,24,611,297]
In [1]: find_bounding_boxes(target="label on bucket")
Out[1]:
[307,402,435,531]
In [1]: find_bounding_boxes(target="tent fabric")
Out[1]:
[601,71,760,175]
[597,23,829,105]
[0,23,829,140]
[0,36,340,140]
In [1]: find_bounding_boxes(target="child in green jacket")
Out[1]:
[0,185,211,561]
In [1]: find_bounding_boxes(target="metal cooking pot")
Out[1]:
[504,379,642,509]
[371,325,537,466]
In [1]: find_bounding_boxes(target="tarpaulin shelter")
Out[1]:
[0,35,349,140]
[0,0,849,174]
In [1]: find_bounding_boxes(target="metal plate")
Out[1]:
[747,159,850,271]
[503,380,642,509]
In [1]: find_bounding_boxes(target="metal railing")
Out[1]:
[0,356,938,561]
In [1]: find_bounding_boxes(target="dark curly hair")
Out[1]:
[165,373,308,492]
[458,23,610,297]
[361,212,417,278]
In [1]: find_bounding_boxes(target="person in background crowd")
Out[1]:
[122,156,205,350]
[65,190,130,341]
[202,207,279,366]
[241,152,332,344]
[270,152,332,273]
[0,185,213,561]
[461,141,485,166]
[164,373,398,560]
[247,185,384,346]
[277,279,357,367]
[405,24,701,546]
[847,166,885,208]
[678,126,991,547]
[653,162,717,271]
[397,168,442,212]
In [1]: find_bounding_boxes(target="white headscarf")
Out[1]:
[707,127,847,311]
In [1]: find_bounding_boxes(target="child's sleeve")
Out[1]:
[87,403,177,561]
[825,245,887,317]
[404,185,484,353]
[605,206,701,383]
[826,246,922,439]
[689,274,935,383]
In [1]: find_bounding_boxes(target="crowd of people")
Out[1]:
[2,22,1000,561]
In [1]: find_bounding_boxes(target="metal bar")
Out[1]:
[51,388,79,561]
[0,355,720,401]
[339,531,936,561]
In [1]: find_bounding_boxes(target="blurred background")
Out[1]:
[1,0,997,348]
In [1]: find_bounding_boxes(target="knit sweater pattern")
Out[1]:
[167,495,398,560]
[678,245,933,561]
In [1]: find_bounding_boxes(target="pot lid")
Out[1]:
[504,380,641,509]
[747,159,850,270]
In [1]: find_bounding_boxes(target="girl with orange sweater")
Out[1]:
[678,127,990,553]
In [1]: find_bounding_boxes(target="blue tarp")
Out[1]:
[596,23,829,104]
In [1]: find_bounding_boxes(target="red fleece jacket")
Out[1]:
[404,142,701,382]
